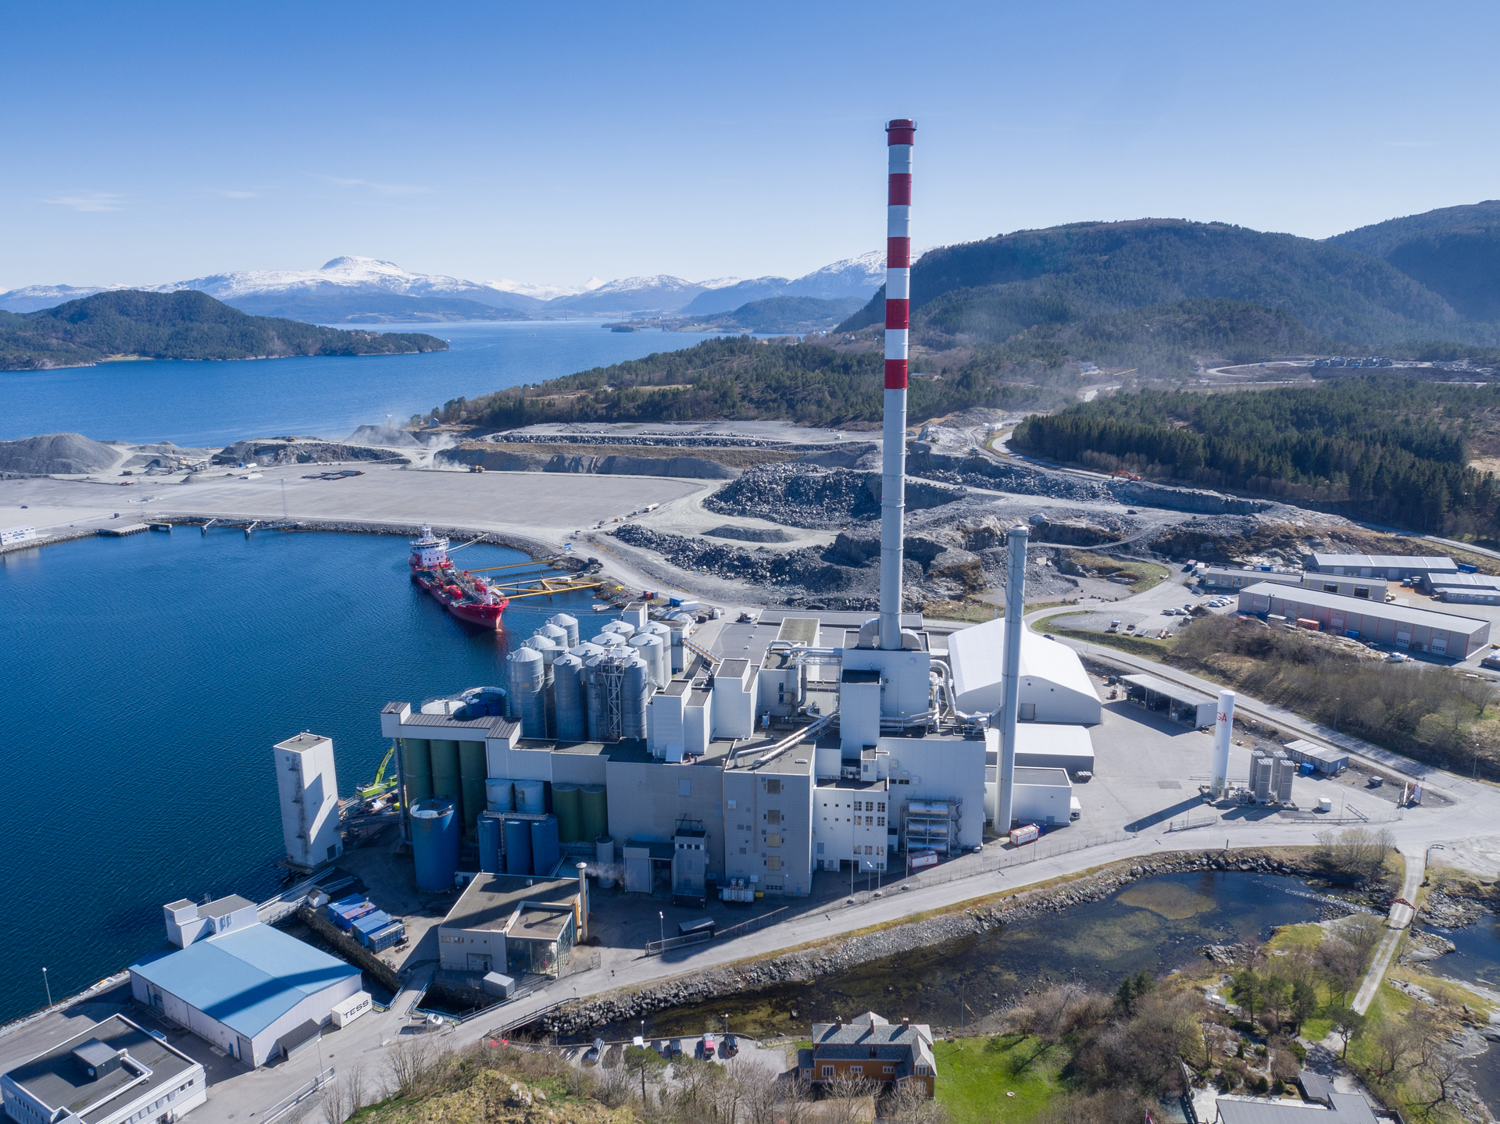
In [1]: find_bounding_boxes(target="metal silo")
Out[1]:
[485,778,513,812]
[526,635,562,737]
[580,785,609,842]
[530,815,561,875]
[600,620,633,638]
[569,641,605,660]
[552,782,582,842]
[504,817,532,874]
[595,834,616,888]
[622,655,650,740]
[514,778,546,814]
[630,633,666,688]
[429,739,461,804]
[506,647,546,738]
[458,740,486,832]
[411,798,459,891]
[401,738,433,805]
[553,654,587,742]
[539,622,569,648]
[548,613,580,649]
[477,812,502,873]
[584,653,615,741]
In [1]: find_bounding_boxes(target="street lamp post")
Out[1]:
[658,911,664,947]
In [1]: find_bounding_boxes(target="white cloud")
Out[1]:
[318,175,431,196]
[218,189,258,199]
[44,192,122,212]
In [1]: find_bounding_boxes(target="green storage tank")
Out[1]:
[580,784,608,842]
[401,738,433,805]
[429,738,461,810]
[458,740,486,834]
[552,782,582,843]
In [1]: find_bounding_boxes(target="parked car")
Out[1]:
[700,1033,717,1059]
[668,1039,685,1059]
[721,1034,739,1058]
[582,1046,601,1065]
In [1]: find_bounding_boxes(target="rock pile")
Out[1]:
[0,432,119,474]
[213,439,409,466]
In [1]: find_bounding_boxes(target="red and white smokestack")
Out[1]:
[880,118,915,651]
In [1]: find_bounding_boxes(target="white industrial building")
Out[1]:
[129,899,361,1067]
[1200,567,1390,601]
[1305,553,1458,581]
[273,733,343,872]
[946,619,1102,724]
[1,1015,206,1124]
[1238,581,1490,657]
[1011,766,1076,827]
[1425,572,1500,603]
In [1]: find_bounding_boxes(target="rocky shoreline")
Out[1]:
[532,849,1353,1037]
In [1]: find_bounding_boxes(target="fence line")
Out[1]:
[259,1066,335,1124]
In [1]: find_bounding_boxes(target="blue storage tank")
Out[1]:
[504,817,532,875]
[478,812,502,873]
[530,815,560,876]
[411,798,460,891]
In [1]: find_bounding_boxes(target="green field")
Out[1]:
[934,1036,1068,1124]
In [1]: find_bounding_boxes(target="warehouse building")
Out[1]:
[1425,572,1500,603]
[1,1016,206,1124]
[1305,553,1458,582]
[1237,581,1490,658]
[1200,567,1389,601]
[1011,766,1076,826]
[129,903,361,1067]
[946,619,1102,723]
[1120,674,1218,727]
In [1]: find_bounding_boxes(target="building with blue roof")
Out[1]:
[129,899,361,1068]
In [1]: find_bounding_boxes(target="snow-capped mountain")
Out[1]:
[0,252,893,321]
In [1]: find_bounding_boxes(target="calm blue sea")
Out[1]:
[0,321,721,447]
[0,529,616,1025]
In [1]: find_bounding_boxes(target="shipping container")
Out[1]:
[365,921,406,952]
[352,911,393,944]
[908,849,940,871]
[1009,824,1041,847]
[331,992,372,1027]
[1296,618,1320,631]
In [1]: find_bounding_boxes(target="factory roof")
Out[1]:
[201,893,257,915]
[1214,1093,1376,1123]
[1013,766,1071,786]
[948,618,1099,714]
[716,657,751,680]
[398,712,511,733]
[274,732,329,752]
[1121,673,1216,707]
[440,874,579,933]
[1242,581,1489,632]
[129,924,359,1039]
[1308,552,1456,572]
[775,617,821,646]
[761,609,922,630]
[3,1015,198,1122]
[688,688,711,707]
[1427,572,1500,589]
[509,906,573,944]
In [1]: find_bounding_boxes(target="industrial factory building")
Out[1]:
[376,119,1101,904]
[1304,553,1459,582]
[436,872,584,978]
[273,732,343,873]
[1237,581,1490,657]
[129,899,361,1067]
[1425,572,1500,603]
[1199,567,1390,601]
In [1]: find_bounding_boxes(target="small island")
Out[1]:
[0,289,448,371]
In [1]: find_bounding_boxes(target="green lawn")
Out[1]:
[934,1036,1067,1124]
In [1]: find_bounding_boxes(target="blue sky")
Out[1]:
[4,0,1497,291]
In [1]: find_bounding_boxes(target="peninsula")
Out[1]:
[0,289,447,371]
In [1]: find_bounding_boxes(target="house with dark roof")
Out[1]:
[797,1012,935,1098]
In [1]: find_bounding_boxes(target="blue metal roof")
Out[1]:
[129,924,359,1039]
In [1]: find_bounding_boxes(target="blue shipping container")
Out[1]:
[333,902,376,930]
[366,921,406,952]
[352,911,393,944]
[1458,562,1478,573]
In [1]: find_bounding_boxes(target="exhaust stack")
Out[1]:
[1211,690,1235,798]
[996,524,1028,830]
[880,118,916,651]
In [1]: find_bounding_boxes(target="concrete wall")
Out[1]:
[604,759,726,879]
[840,648,933,718]
[710,662,757,739]
[439,923,507,973]
[813,786,890,870]
[723,766,814,896]
[880,735,985,846]
[1012,769,1073,827]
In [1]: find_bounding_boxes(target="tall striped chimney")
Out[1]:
[880,118,915,651]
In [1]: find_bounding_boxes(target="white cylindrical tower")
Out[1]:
[996,524,1028,830]
[1211,689,1236,798]
[880,117,916,651]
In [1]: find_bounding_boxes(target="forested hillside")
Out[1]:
[431,336,1070,429]
[1331,201,1500,322]
[1011,377,1500,536]
[0,290,446,369]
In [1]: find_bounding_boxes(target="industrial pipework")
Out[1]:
[996,524,1029,830]
[880,117,916,651]
[1211,689,1236,798]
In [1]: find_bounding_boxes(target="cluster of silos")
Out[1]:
[400,734,488,840]
[496,815,560,876]
[505,614,660,744]
[411,798,460,891]
[549,783,609,844]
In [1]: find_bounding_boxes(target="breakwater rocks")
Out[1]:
[532,850,1325,1037]
[1422,888,1494,929]
[438,444,739,479]
[213,439,409,466]
[614,524,860,593]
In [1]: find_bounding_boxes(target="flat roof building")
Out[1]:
[1305,553,1457,581]
[1,1016,206,1124]
[1238,581,1490,658]
[1213,1092,1377,1123]
[129,912,361,1067]
[1425,572,1500,603]
[437,873,581,978]
[1120,674,1217,727]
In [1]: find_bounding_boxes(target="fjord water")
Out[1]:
[0,321,715,446]
[0,529,612,1026]
[589,871,1324,1041]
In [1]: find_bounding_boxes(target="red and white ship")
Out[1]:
[409,525,508,629]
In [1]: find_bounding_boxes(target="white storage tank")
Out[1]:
[630,633,666,688]
[485,778,514,812]
[554,653,587,742]
[538,622,569,648]
[548,613,580,648]
[506,647,546,738]
[601,621,635,641]
[622,655,651,740]
[569,641,606,661]
[515,778,546,814]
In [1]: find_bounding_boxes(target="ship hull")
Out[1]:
[411,568,507,630]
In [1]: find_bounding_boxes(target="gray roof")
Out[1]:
[4,1015,197,1121]
[399,713,512,733]
[202,894,256,915]
[440,873,578,932]
[1014,766,1070,787]
[809,1014,935,1076]
[1297,1069,1334,1103]
[1427,572,1500,589]
[1241,581,1488,633]
[1121,673,1215,707]
[1215,1093,1376,1124]
[1309,552,1455,572]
